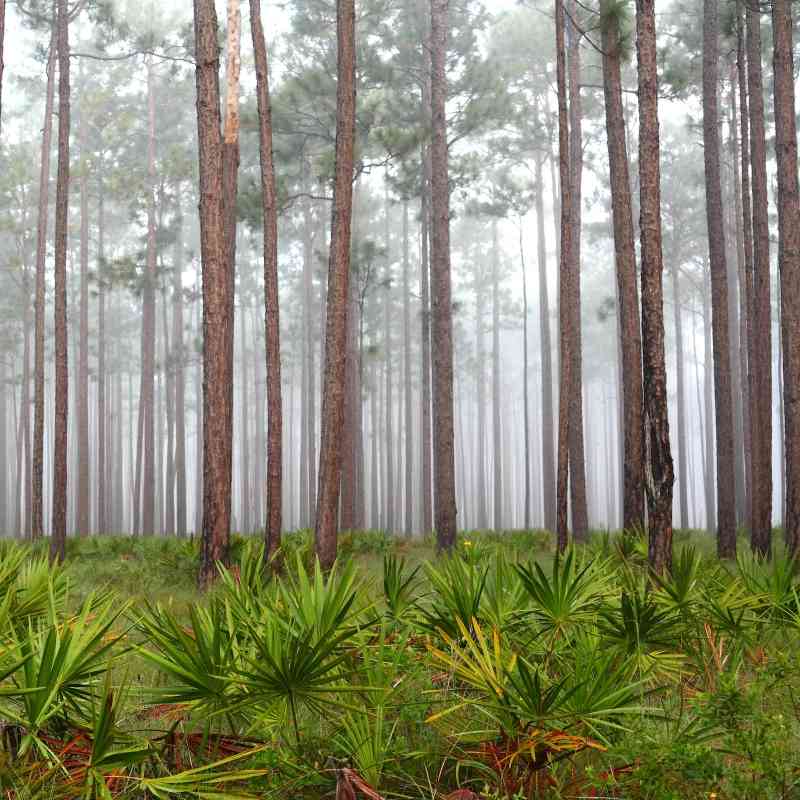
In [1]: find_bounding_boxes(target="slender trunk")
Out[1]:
[33,6,56,541]
[747,4,772,556]
[314,0,356,568]
[50,0,70,563]
[194,0,234,585]
[97,181,107,534]
[173,208,187,538]
[403,201,413,535]
[566,0,588,541]
[520,222,531,530]
[535,150,556,533]
[555,0,573,552]
[238,306,250,534]
[383,195,395,532]
[492,221,502,531]
[672,268,689,529]
[475,262,487,529]
[430,0,457,550]
[601,12,645,533]
[703,271,717,534]
[163,282,175,536]
[636,0,675,574]
[772,0,800,556]
[77,85,90,537]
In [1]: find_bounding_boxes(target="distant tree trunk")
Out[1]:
[772,0,800,556]
[636,0,675,574]
[601,10,645,533]
[194,0,234,585]
[730,61,751,531]
[672,267,689,529]
[430,0,457,550]
[747,4,772,556]
[76,92,91,537]
[520,222,531,530]
[314,0,356,568]
[402,201,413,535]
[162,282,175,537]
[703,268,717,534]
[554,0,573,552]
[21,273,32,538]
[33,8,55,541]
[370,349,379,527]
[703,0,737,559]
[97,180,107,535]
[251,0,283,556]
[420,150,433,536]
[340,260,358,532]
[0,0,5,128]
[491,221,503,531]
[237,307,249,534]
[534,149,556,533]
[475,261,487,529]
[566,0,588,542]
[383,196,395,533]
[50,0,70,563]
[173,207,187,538]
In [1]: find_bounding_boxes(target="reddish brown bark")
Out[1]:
[430,0,458,551]
[50,0,70,564]
[772,0,800,557]
[601,10,645,534]
[747,5,772,556]
[250,0,283,560]
[636,0,674,575]
[315,0,356,569]
[194,0,233,586]
[703,0,737,559]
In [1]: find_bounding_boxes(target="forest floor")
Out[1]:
[3,528,798,799]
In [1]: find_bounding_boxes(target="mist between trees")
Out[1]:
[0,0,798,578]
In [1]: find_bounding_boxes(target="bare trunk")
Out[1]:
[747,4,772,556]
[520,223,531,530]
[314,0,356,568]
[402,201,413,535]
[672,268,689,529]
[772,0,800,556]
[50,0,70,563]
[601,12,645,533]
[173,208,187,538]
[492,221,502,531]
[636,0,675,574]
[77,87,90,537]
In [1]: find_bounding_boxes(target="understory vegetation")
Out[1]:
[0,531,798,798]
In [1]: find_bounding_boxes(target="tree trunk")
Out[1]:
[534,150,556,533]
[173,207,187,538]
[566,0,588,541]
[492,221,502,531]
[419,153,433,536]
[314,0,356,568]
[430,0,457,550]
[163,281,175,537]
[33,5,56,541]
[703,270,717,534]
[402,201,413,535]
[555,0,573,552]
[520,222,531,530]
[636,0,675,574]
[747,4,772,556]
[475,260,487,529]
[77,85,90,538]
[772,0,800,556]
[601,11,645,533]
[50,0,70,563]
[703,0,737,559]
[672,267,689,529]
[97,180,107,534]
[383,195,395,533]
[194,0,234,585]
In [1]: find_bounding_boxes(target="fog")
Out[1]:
[0,0,785,544]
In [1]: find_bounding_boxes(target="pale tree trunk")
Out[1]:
[555,0,573,552]
[534,149,555,533]
[520,222,531,530]
[314,0,356,568]
[636,0,675,574]
[475,261,487,529]
[566,0,588,541]
[672,267,689,529]
[238,306,250,534]
[33,5,56,541]
[50,0,70,563]
[703,269,717,534]
[173,207,187,538]
[383,195,395,533]
[402,201,413,535]
[97,180,107,534]
[703,0,737,559]
[162,282,175,536]
[492,221,502,531]
[77,84,90,537]
[194,0,234,585]
[601,10,645,532]
[747,4,772,556]
[420,152,433,536]
[772,0,800,556]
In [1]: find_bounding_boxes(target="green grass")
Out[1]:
[0,529,797,799]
